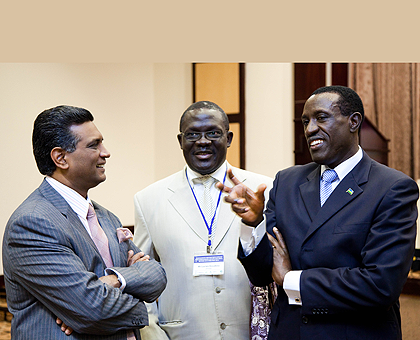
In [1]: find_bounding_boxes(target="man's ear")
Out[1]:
[226,131,233,148]
[349,112,362,133]
[50,147,69,170]
[177,133,183,150]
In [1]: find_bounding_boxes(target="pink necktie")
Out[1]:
[87,205,113,268]
[87,205,136,340]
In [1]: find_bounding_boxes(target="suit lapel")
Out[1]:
[299,166,322,222]
[211,167,244,250]
[303,153,371,242]
[39,180,117,267]
[39,180,93,244]
[167,166,240,250]
[168,169,209,243]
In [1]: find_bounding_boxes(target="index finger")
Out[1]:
[226,168,242,186]
[215,181,232,194]
[272,227,287,251]
[215,168,244,194]
[267,232,280,248]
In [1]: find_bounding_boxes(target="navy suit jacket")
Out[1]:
[239,152,418,340]
[3,179,167,339]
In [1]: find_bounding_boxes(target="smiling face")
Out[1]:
[178,108,233,175]
[61,121,111,197]
[301,92,361,168]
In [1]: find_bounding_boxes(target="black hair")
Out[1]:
[179,101,230,131]
[311,86,365,126]
[32,105,94,176]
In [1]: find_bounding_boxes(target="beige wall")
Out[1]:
[0,63,294,273]
[245,63,294,178]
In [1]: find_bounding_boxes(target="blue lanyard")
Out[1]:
[186,167,227,253]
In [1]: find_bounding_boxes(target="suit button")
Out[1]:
[302,316,309,324]
[132,317,141,326]
[220,323,226,330]
[215,287,222,294]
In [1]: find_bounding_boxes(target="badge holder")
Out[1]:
[193,251,224,276]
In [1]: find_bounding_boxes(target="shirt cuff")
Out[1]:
[104,268,126,291]
[283,270,302,305]
[239,218,267,256]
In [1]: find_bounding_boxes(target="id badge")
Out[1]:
[193,251,224,276]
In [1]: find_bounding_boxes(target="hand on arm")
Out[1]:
[56,318,73,336]
[127,249,150,266]
[216,168,267,226]
[55,249,152,333]
[267,227,292,286]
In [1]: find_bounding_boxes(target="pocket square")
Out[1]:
[116,228,134,243]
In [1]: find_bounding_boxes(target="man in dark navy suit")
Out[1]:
[218,86,418,340]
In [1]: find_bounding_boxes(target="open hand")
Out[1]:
[215,168,267,226]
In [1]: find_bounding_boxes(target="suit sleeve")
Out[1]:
[140,302,171,340]
[238,173,277,287]
[114,241,167,303]
[5,213,150,335]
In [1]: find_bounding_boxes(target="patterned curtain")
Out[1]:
[349,63,420,180]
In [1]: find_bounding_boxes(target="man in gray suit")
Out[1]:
[134,101,273,340]
[3,105,167,339]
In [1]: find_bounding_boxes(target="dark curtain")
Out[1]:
[349,63,420,180]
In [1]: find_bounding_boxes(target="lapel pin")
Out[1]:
[346,188,354,195]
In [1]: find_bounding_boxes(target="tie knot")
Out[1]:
[197,176,214,188]
[87,204,95,219]
[321,169,338,184]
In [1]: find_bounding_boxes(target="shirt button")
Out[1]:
[215,287,222,294]
[220,323,226,330]
[302,316,309,324]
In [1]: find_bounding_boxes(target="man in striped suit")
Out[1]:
[2,105,167,339]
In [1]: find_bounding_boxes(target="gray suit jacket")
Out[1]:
[134,165,273,340]
[2,179,167,340]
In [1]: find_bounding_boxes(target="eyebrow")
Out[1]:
[87,137,102,145]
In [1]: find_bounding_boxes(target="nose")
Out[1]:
[100,144,111,158]
[305,118,319,137]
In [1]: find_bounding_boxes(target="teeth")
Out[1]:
[97,165,104,168]
[310,140,322,146]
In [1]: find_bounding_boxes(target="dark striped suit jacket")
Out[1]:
[3,179,167,339]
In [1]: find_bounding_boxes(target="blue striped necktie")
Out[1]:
[320,169,338,206]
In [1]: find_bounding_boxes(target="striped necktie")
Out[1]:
[320,169,338,206]
[87,204,113,267]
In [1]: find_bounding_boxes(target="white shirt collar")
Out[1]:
[186,160,228,188]
[45,176,92,220]
[321,146,363,181]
